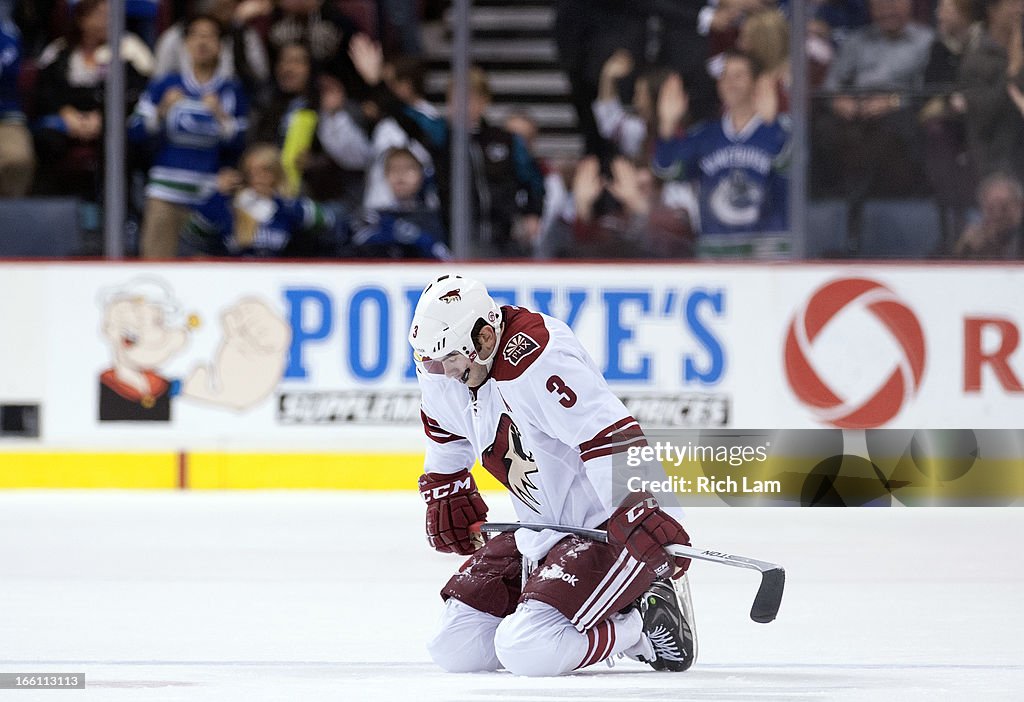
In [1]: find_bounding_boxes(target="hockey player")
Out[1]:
[409,274,695,676]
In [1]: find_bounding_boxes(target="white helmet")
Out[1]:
[409,274,503,374]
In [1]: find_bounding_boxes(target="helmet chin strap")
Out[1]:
[472,323,504,371]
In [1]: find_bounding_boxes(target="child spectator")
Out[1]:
[350,34,544,256]
[129,14,248,258]
[350,146,450,260]
[362,56,436,211]
[183,142,339,257]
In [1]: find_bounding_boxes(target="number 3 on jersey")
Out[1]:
[546,375,577,408]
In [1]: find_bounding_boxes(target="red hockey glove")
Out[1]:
[418,469,489,555]
[607,491,691,579]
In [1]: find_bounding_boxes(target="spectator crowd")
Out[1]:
[0,0,1020,260]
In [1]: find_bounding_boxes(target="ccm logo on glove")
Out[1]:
[420,475,473,501]
[608,491,691,579]
[418,470,489,555]
[625,497,659,524]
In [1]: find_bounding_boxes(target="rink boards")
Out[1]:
[1,261,1022,488]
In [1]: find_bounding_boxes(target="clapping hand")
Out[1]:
[349,33,384,86]
[657,73,688,139]
[572,156,604,222]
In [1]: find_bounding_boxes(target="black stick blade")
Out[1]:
[751,567,785,623]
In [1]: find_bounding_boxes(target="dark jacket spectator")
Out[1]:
[920,0,981,213]
[812,0,934,199]
[924,0,981,85]
[553,0,648,157]
[249,40,328,196]
[267,0,362,95]
[33,0,153,200]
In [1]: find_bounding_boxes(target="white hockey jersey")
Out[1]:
[416,306,647,561]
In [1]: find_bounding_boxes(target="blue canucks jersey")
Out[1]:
[128,70,248,205]
[654,115,790,236]
[187,189,334,257]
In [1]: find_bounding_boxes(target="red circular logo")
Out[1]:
[784,278,926,428]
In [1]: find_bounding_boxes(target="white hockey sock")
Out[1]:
[619,607,656,662]
[577,607,646,669]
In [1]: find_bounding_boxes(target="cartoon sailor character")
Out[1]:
[98,277,290,422]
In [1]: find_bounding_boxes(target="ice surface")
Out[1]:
[1,491,1022,701]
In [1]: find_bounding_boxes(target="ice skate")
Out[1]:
[630,578,696,672]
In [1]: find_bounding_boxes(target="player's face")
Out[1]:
[417,324,496,387]
[420,350,489,387]
[439,352,486,387]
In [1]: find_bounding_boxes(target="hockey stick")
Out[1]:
[473,521,785,624]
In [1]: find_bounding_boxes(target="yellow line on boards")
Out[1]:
[0,453,179,488]
[0,453,504,490]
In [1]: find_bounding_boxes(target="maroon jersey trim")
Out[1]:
[579,416,648,462]
[420,409,466,444]
[490,306,551,382]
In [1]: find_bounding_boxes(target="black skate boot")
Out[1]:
[634,578,696,671]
